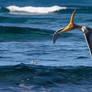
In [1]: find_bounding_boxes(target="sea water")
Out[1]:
[0,0,92,92]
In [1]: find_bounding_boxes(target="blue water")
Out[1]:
[0,0,92,92]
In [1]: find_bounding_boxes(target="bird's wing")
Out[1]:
[84,31,92,56]
[70,10,76,24]
[53,32,59,44]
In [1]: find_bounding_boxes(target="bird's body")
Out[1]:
[53,10,92,57]
[81,26,92,56]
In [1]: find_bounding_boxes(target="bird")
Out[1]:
[53,10,92,56]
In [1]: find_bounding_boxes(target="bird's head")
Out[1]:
[53,10,80,43]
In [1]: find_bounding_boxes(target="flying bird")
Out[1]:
[53,10,92,56]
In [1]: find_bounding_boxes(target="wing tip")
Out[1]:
[53,32,59,44]
[53,28,64,44]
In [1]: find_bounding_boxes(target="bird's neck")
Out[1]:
[75,24,92,30]
[75,24,82,29]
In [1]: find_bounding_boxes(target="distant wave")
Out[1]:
[0,25,53,35]
[0,5,92,15]
[0,64,92,86]
[0,24,81,39]
[6,5,67,14]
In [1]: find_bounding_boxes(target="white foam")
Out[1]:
[7,5,67,14]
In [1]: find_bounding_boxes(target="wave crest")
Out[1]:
[0,64,92,86]
[7,5,67,14]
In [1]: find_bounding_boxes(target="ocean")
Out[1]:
[0,0,92,92]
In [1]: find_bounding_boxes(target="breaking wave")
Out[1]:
[6,5,67,14]
[0,5,92,15]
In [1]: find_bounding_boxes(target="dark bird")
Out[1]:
[53,10,92,56]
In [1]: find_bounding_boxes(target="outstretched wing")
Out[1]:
[70,10,76,24]
[84,31,92,56]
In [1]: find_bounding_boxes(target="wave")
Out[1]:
[0,24,54,35]
[56,8,92,14]
[0,24,55,41]
[0,64,92,86]
[0,5,92,15]
[0,25,80,39]
[6,5,67,14]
